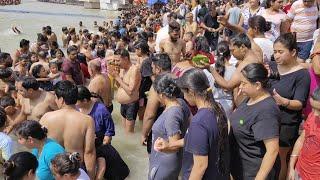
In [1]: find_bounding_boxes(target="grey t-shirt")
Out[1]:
[149,99,190,180]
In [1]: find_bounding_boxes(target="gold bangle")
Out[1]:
[290,154,299,157]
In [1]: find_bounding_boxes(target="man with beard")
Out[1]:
[159,21,186,66]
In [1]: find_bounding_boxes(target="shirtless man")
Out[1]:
[29,51,50,75]
[61,27,69,48]
[87,59,113,113]
[141,53,172,153]
[5,77,57,133]
[159,20,186,66]
[209,33,261,106]
[109,49,141,134]
[39,80,96,179]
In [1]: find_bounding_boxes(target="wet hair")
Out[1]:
[67,45,78,55]
[38,51,47,59]
[178,69,229,175]
[0,96,16,108]
[32,64,44,78]
[19,39,30,48]
[231,33,251,48]
[195,36,210,53]
[114,48,130,59]
[0,52,12,67]
[97,49,106,58]
[0,68,12,79]
[168,20,180,32]
[3,152,38,180]
[265,0,278,8]
[51,152,81,176]
[37,33,48,43]
[151,53,172,72]
[49,61,58,68]
[45,26,52,35]
[138,32,148,41]
[135,41,150,55]
[248,15,271,33]
[241,63,269,88]
[0,107,6,128]
[77,53,87,66]
[22,77,40,90]
[51,41,59,49]
[99,38,109,48]
[14,120,48,140]
[185,31,194,38]
[274,33,297,52]
[55,49,65,57]
[77,85,101,102]
[54,80,78,105]
[98,26,104,32]
[153,73,181,98]
[215,41,231,88]
[62,26,68,32]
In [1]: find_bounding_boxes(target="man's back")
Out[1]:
[88,74,111,106]
[40,108,95,158]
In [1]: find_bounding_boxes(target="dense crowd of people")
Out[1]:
[0,0,320,179]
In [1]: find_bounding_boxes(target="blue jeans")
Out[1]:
[297,40,313,60]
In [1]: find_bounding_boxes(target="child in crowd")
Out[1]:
[48,62,62,85]
[31,64,54,91]
[183,31,194,53]
[288,87,320,179]
[0,96,20,129]
[14,54,29,77]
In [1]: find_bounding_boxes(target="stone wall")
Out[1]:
[38,0,84,6]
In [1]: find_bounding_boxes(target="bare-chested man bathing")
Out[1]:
[159,20,186,66]
[40,80,96,179]
[110,49,141,134]
[88,59,113,113]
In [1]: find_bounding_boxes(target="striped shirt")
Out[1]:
[287,0,318,42]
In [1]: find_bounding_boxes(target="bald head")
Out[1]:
[89,59,102,73]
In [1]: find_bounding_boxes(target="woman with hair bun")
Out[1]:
[155,68,230,179]
[51,152,90,180]
[230,63,280,180]
[248,15,274,62]
[3,151,38,180]
[14,120,65,180]
[148,73,190,180]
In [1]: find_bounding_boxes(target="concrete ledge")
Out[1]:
[84,1,100,8]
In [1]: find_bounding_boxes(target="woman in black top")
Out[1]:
[268,33,310,180]
[230,63,280,180]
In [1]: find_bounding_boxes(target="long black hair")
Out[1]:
[77,85,104,104]
[3,152,38,180]
[178,68,229,175]
[14,120,48,140]
[153,73,181,99]
[215,41,231,88]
